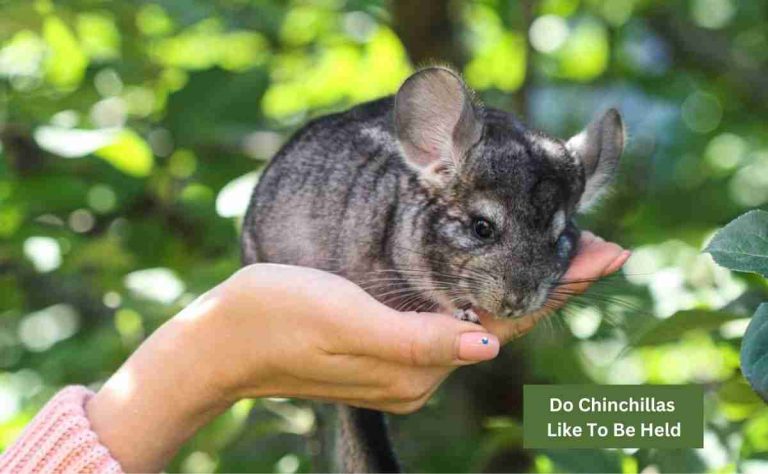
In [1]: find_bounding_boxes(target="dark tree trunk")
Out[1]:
[391,0,464,68]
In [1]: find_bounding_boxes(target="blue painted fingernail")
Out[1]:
[481,336,489,345]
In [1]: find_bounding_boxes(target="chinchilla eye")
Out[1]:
[472,218,495,240]
[556,233,572,259]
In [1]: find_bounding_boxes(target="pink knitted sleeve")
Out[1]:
[0,386,123,474]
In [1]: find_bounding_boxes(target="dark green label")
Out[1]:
[523,385,703,448]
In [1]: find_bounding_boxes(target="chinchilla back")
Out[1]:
[243,97,433,291]
[242,98,423,473]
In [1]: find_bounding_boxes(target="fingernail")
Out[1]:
[616,250,632,266]
[604,250,632,276]
[459,332,500,361]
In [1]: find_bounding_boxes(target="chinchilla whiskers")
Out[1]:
[540,310,559,335]
[549,308,576,333]
[374,283,473,314]
[547,292,628,311]
[548,290,645,313]
[386,244,497,284]
[363,267,489,287]
[360,273,459,286]
[360,270,490,295]
[360,274,466,292]
[372,284,456,302]
[365,277,454,301]
[392,278,489,304]
[544,294,637,327]
[394,292,440,313]
[374,287,429,311]
[363,283,466,306]
[361,279,487,299]
[549,276,628,289]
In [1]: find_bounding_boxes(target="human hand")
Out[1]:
[86,264,501,471]
[198,264,502,413]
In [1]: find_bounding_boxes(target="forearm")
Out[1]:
[86,298,232,472]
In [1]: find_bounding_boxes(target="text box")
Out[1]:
[523,385,703,448]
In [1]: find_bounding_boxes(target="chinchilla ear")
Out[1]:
[394,67,482,184]
[566,108,625,211]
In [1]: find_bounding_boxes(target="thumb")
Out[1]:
[346,310,500,367]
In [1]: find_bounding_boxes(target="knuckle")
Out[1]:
[405,320,437,367]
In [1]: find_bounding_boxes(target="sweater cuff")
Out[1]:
[0,385,123,474]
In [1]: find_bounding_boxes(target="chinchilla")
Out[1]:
[241,66,624,472]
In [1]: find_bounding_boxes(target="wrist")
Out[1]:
[187,274,280,401]
[87,294,234,471]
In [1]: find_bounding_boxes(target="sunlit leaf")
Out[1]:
[629,309,745,347]
[0,30,47,79]
[539,0,580,16]
[216,172,260,218]
[705,210,768,278]
[717,376,764,420]
[34,126,118,158]
[95,129,154,177]
[42,16,88,88]
[0,411,34,450]
[0,206,23,238]
[465,32,526,92]
[114,308,144,344]
[77,12,121,60]
[23,236,61,273]
[150,18,267,71]
[124,267,185,304]
[136,3,174,37]
[743,409,768,456]
[354,28,411,101]
[556,18,609,81]
[18,304,80,352]
[635,448,706,474]
[280,4,334,46]
[219,31,269,71]
[464,3,527,92]
[543,448,624,473]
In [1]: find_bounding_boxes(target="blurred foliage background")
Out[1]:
[1,0,768,472]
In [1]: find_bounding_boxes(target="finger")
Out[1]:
[323,397,427,415]
[341,370,449,414]
[296,366,449,410]
[357,366,449,405]
[477,309,546,343]
[559,232,626,293]
[342,310,500,367]
[603,250,631,276]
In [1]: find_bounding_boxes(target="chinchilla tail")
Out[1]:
[336,405,401,473]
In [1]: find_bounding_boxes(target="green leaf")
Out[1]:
[705,210,768,278]
[556,19,609,82]
[95,129,154,177]
[741,303,768,402]
[717,376,765,420]
[42,15,88,88]
[629,309,745,347]
[542,449,623,474]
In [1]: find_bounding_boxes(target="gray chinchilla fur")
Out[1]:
[241,66,624,472]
